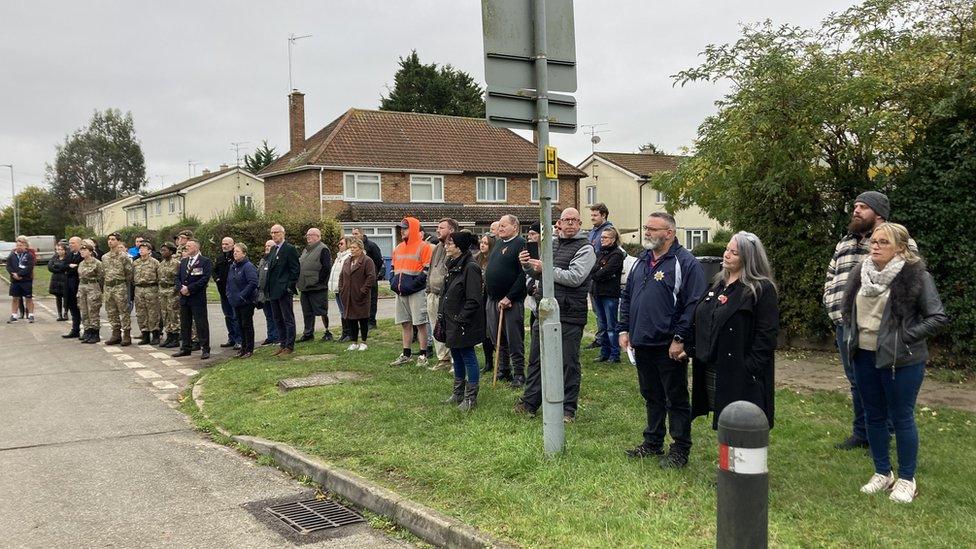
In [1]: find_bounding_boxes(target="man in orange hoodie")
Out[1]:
[389,217,433,366]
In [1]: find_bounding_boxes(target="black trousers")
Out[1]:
[179,302,210,353]
[66,279,81,331]
[635,345,692,455]
[344,318,369,342]
[234,304,256,353]
[369,282,379,323]
[521,319,583,416]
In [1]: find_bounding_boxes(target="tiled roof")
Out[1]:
[337,202,559,226]
[589,152,683,177]
[86,193,140,214]
[142,166,238,200]
[261,108,586,178]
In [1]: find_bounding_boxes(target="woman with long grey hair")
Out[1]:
[688,231,779,430]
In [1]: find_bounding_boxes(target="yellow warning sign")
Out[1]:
[545,146,558,179]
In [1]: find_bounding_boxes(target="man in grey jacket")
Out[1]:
[297,228,334,342]
[515,207,596,422]
[426,217,457,371]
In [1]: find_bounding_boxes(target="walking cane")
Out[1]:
[492,307,505,387]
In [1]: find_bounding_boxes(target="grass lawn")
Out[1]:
[191,321,976,546]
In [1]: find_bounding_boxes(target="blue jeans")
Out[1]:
[335,292,344,317]
[219,293,241,344]
[451,346,480,384]
[591,292,607,347]
[836,325,867,441]
[594,296,620,360]
[852,350,924,479]
[262,302,278,342]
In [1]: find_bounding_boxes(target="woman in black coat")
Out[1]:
[48,242,70,320]
[590,227,625,363]
[439,231,486,411]
[689,231,779,430]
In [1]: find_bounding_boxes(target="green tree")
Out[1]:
[653,0,975,338]
[46,109,146,227]
[0,186,62,239]
[380,50,486,118]
[244,140,279,173]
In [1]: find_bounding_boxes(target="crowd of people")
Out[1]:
[4,191,947,502]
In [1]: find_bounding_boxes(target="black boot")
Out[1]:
[444,378,466,404]
[458,382,479,412]
[79,329,92,343]
[88,328,100,344]
[169,333,182,348]
[150,330,160,345]
[138,331,151,345]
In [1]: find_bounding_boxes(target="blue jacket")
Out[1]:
[226,258,258,308]
[6,250,35,280]
[175,255,212,307]
[619,241,706,347]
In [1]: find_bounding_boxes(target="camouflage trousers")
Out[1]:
[160,287,181,334]
[134,286,160,333]
[103,283,131,331]
[78,283,102,330]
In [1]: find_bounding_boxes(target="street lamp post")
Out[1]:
[1,164,17,238]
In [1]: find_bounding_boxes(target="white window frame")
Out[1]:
[237,194,253,208]
[343,172,382,202]
[586,186,597,205]
[154,200,161,216]
[530,179,560,203]
[685,229,709,250]
[476,177,507,203]
[656,190,667,204]
[168,197,176,214]
[409,175,444,203]
[353,226,395,258]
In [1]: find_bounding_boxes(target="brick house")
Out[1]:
[259,91,587,258]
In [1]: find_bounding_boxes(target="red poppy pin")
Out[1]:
[717,294,728,305]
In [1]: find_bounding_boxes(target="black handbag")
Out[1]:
[433,314,447,343]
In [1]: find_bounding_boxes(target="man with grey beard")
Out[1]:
[618,212,706,468]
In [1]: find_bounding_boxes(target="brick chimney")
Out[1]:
[202,168,211,175]
[219,163,229,170]
[289,90,306,154]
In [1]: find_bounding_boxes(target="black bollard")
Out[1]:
[717,400,769,549]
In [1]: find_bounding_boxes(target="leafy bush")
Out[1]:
[195,212,343,264]
[712,228,733,245]
[621,242,644,257]
[691,241,726,257]
[154,216,202,247]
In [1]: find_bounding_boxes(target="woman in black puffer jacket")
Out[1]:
[590,228,625,363]
[439,231,486,411]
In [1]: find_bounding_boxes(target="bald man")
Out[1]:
[297,227,334,342]
[213,236,241,349]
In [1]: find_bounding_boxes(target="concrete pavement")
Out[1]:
[0,294,406,548]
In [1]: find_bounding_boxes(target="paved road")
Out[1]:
[0,294,405,548]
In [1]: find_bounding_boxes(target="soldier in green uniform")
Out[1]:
[133,241,161,345]
[102,233,134,346]
[77,242,104,344]
[157,243,181,348]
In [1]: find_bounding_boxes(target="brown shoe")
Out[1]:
[278,348,293,356]
[271,348,284,356]
[120,329,132,347]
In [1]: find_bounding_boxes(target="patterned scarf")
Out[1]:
[859,256,905,297]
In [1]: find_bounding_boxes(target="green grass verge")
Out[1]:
[154,321,976,547]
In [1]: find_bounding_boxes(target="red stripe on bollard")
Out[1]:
[718,443,730,471]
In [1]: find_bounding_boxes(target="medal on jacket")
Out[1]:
[654,271,664,282]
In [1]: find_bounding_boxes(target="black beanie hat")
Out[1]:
[529,222,541,234]
[448,230,476,252]
[854,191,890,220]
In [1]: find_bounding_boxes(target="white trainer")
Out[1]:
[346,343,358,351]
[389,354,413,366]
[415,355,429,367]
[357,343,368,351]
[860,472,895,494]
[889,478,917,503]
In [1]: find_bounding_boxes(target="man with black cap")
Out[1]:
[824,191,917,450]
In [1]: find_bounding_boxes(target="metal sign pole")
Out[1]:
[534,0,565,456]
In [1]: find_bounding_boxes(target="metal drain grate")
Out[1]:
[265,498,365,534]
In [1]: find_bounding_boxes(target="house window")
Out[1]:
[476,177,507,202]
[237,194,253,208]
[656,190,666,204]
[356,227,395,258]
[343,172,381,201]
[168,197,176,213]
[586,186,597,205]
[154,201,161,216]
[410,175,444,202]
[530,179,560,203]
[686,229,709,250]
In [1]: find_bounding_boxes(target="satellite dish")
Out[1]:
[591,135,601,145]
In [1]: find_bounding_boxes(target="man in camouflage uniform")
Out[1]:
[157,243,181,348]
[77,242,104,344]
[133,241,161,345]
[102,233,134,346]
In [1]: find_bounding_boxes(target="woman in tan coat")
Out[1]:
[338,238,376,351]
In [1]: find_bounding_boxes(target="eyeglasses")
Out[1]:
[560,218,581,224]
[600,235,613,240]
[270,229,283,234]
[643,226,669,232]
[869,239,891,247]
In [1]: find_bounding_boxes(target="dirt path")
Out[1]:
[776,349,976,413]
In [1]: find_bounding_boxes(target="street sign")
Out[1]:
[545,147,558,179]
[485,86,577,133]
[482,0,576,93]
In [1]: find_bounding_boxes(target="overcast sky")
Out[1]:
[0,0,855,207]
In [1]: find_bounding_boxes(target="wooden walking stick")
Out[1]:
[492,307,505,387]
